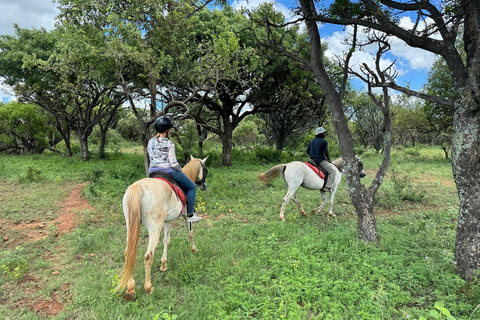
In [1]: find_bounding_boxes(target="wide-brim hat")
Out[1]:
[315,127,326,135]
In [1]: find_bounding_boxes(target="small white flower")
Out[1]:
[425,256,429,260]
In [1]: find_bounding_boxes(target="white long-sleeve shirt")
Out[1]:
[147,137,181,173]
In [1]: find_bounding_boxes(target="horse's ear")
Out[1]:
[201,156,208,165]
[190,154,195,161]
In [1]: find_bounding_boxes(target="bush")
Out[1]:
[376,168,425,209]
[0,248,28,281]
[18,166,45,183]
[255,147,282,163]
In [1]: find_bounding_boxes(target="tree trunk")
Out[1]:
[196,124,204,157]
[354,191,379,242]
[98,128,107,159]
[221,132,233,166]
[220,116,234,166]
[452,95,480,281]
[78,132,89,161]
[442,146,449,159]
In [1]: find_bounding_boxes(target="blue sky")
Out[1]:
[0,0,436,102]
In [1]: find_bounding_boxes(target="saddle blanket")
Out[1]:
[153,177,187,215]
[305,162,325,180]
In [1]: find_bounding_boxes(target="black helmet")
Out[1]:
[154,116,173,132]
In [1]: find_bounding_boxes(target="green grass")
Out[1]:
[0,147,478,320]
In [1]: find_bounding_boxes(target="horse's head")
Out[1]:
[355,155,366,178]
[191,155,209,191]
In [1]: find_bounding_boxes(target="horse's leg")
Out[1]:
[160,222,171,272]
[312,191,327,215]
[186,221,198,254]
[144,226,162,294]
[291,192,307,216]
[280,189,295,220]
[328,189,337,217]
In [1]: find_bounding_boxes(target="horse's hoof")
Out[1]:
[191,248,198,255]
[328,213,336,218]
[311,210,316,215]
[160,266,167,272]
[144,286,154,294]
[125,292,136,301]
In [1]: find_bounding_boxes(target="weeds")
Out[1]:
[0,248,28,281]
[17,166,45,183]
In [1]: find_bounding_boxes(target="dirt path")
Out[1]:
[1,183,94,317]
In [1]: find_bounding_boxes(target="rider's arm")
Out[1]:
[168,142,182,171]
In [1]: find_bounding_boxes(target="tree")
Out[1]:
[423,58,457,158]
[348,91,384,152]
[0,102,57,154]
[0,26,74,157]
[294,0,480,281]
[188,7,327,164]
[56,0,218,171]
[391,95,430,148]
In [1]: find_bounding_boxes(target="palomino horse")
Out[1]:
[258,156,365,220]
[115,155,208,301]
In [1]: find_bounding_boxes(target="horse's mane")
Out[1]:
[332,157,344,170]
[182,158,200,181]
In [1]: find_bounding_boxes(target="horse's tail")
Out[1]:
[115,183,143,293]
[258,164,286,183]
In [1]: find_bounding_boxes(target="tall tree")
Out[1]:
[423,58,457,158]
[0,26,74,156]
[56,0,216,170]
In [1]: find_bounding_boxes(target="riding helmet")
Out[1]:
[154,116,174,132]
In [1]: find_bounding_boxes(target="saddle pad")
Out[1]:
[154,177,187,215]
[305,163,325,180]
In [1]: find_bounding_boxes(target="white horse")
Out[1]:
[258,156,365,220]
[115,155,208,301]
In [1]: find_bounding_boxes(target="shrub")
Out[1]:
[18,166,45,183]
[255,147,282,163]
[0,248,28,281]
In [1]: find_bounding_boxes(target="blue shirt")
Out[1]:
[307,136,328,164]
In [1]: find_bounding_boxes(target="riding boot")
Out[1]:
[186,199,193,218]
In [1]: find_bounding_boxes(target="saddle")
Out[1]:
[149,171,187,215]
[306,159,326,180]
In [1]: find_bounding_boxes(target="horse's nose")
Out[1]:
[199,183,207,191]
[360,170,366,178]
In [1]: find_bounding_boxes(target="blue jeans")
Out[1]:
[169,170,196,216]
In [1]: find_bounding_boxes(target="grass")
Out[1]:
[0,146,478,320]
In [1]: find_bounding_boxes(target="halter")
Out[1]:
[195,162,208,186]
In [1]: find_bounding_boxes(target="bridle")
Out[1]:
[195,162,208,187]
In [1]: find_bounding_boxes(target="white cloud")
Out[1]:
[0,0,59,102]
[0,0,59,36]
[323,22,437,89]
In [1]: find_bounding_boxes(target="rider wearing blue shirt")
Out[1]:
[307,126,336,192]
